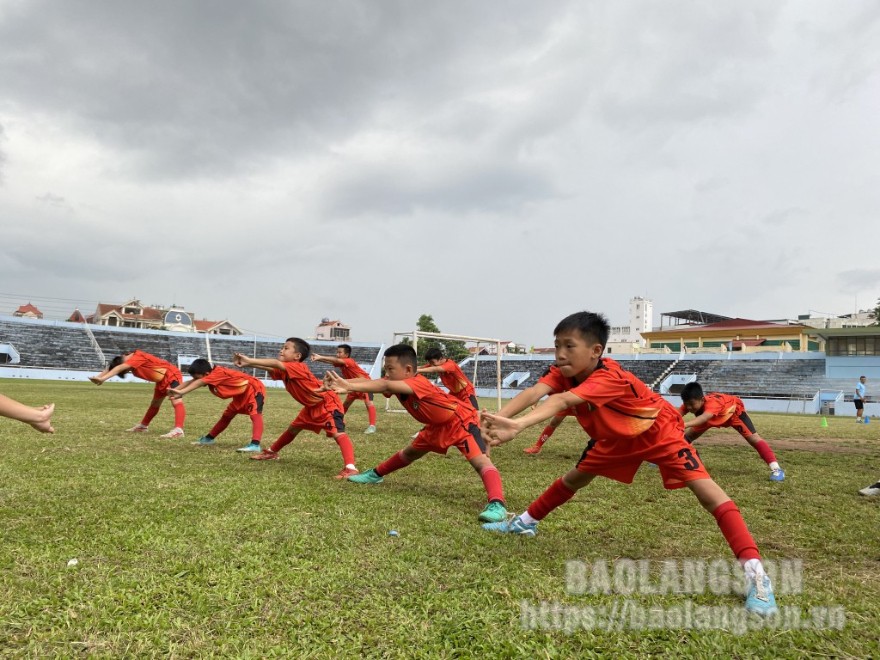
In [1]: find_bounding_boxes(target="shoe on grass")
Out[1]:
[236,442,262,453]
[192,435,215,446]
[482,514,537,536]
[335,467,360,480]
[250,449,279,460]
[858,482,880,496]
[478,501,508,523]
[347,468,383,484]
[745,574,778,617]
[770,468,785,482]
[364,425,376,434]
[523,443,543,455]
[160,427,185,439]
[126,424,149,433]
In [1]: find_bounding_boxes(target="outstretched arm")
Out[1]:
[481,390,583,446]
[0,393,55,433]
[89,362,131,385]
[311,354,345,366]
[168,379,207,400]
[683,411,713,429]
[321,371,413,397]
[233,353,285,372]
[495,382,554,418]
[416,365,444,375]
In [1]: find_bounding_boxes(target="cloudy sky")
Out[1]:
[1,1,879,346]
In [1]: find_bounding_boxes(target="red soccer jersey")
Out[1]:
[396,376,478,428]
[679,392,744,428]
[339,357,370,380]
[539,358,675,440]
[426,360,476,401]
[200,366,265,400]
[271,361,342,410]
[125,350,178,384]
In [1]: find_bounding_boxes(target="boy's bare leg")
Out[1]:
[0,395,55,433]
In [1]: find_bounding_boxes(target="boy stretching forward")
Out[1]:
[417,347,479,410]
[481,312,778,616]
[679,382,785,482]
[324,344,507,524]
[311,344,377,434]
[233,338,358,479]
[89,350,186,438]
[168,359,265,453]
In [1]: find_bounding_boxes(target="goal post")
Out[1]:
[385,330,504,412]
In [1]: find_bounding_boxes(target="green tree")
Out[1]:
[402,314,469,361]
[872,298,880,325]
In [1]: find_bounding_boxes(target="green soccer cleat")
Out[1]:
[236,442,262,453]
[482,514,538,536]
[478,501,508,523]
[347,468,384,484]
[745,574,778,617]
[192,435,215,446]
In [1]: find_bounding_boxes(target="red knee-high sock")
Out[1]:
[367,404,377,426]
[334,433,356,466]
[208,414,234,438]
[140,405,160,427]
[537,425,557,445]
[172,400,185,428]
[752,440,777,465]
[479,465,505,504]
[269,429,295,453]
[526,478,576,520]
[712,500,761,562]
[250,414,264,441]
[376,451,412,476]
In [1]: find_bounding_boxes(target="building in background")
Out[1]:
[314,318,350,341]
[13,303,43,319]
[78,298,241,335]
[606,296,653,354]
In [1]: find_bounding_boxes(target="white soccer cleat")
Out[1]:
[858,482,880,497]
[160,427,185,439]
[126,424,149,433]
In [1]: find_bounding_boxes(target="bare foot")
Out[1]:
[30,403,55,433]
[88,376,104,385]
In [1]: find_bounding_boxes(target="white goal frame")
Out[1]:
[385,330,504,412]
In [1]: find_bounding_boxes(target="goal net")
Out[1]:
[384,330,504,413]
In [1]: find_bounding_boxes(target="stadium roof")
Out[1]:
[660,309,732,325]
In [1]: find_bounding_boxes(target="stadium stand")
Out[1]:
[0,318,103,371]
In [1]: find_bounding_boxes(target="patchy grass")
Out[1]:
[0,381,878,657]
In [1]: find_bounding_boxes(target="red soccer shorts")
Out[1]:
[411,421,487,460]
[290,404,346,436]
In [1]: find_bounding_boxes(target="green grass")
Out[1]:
[1,381,879,658]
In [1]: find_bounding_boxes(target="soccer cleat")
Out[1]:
[523,443,543,455]
[364,425,377,434]
[335,467,360,480]
[236,443,262,453]
[770,468,785,482]
[126,424,149,433]
[160,427,185,439]
[250,449,279,460]
[347,468,383,484]
[745,574,778,617]
[858,482,880,496]
[478,501,508,523]
[856,418,863,423]
[192,435,215,446]
[482,514,538,536]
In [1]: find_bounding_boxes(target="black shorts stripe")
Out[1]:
[738,411,756,434]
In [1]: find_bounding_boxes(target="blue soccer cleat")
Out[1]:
[482,514,538,536]
[192,435,216,446]
[745,574,778,617]
[347,468,384,484]
[236,442,262,453]
[770,468,785,482]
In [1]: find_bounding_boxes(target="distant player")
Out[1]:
[855,375,867,422]
[168,359,265,453]
[89,350,186,438]
[325,343,508,524]
[311,344,377,434]
[233,338,359,479]
[0,392,55,433]
[679,382,785,482]
[523,409,572,454]
[417,347,479,410]
[480,311,778,617]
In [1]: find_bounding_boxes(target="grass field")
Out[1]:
[1,381,879,658]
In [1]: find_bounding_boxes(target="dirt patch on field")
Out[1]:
[696,435,875,455]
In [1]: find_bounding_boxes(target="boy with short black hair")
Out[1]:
[679,382,785,482]
[417,347,479,411]
[311,344,377,434]
[89,350,186,438]
[168,359,266,452]
[481,311,778,616]
[233,338,359,479]
[323,343,507,524]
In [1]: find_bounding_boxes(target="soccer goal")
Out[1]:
[384,330,504,412]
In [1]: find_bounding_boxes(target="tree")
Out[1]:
[872,298,880,326]
[402,314,469,361]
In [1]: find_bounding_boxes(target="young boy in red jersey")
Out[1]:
[0,393,55,433]
[167,359,266,453]
[233,338,359,479]
[311,344,377,434]
[89,350,186,438]
[679,382,785,482]
[323,343,507,524]
[417,347,479,411]
[480,312,778,616]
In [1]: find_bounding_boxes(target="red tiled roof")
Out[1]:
[15,303,42,315]
[67,309,86,323]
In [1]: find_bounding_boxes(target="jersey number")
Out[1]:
[677,447,700,471]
